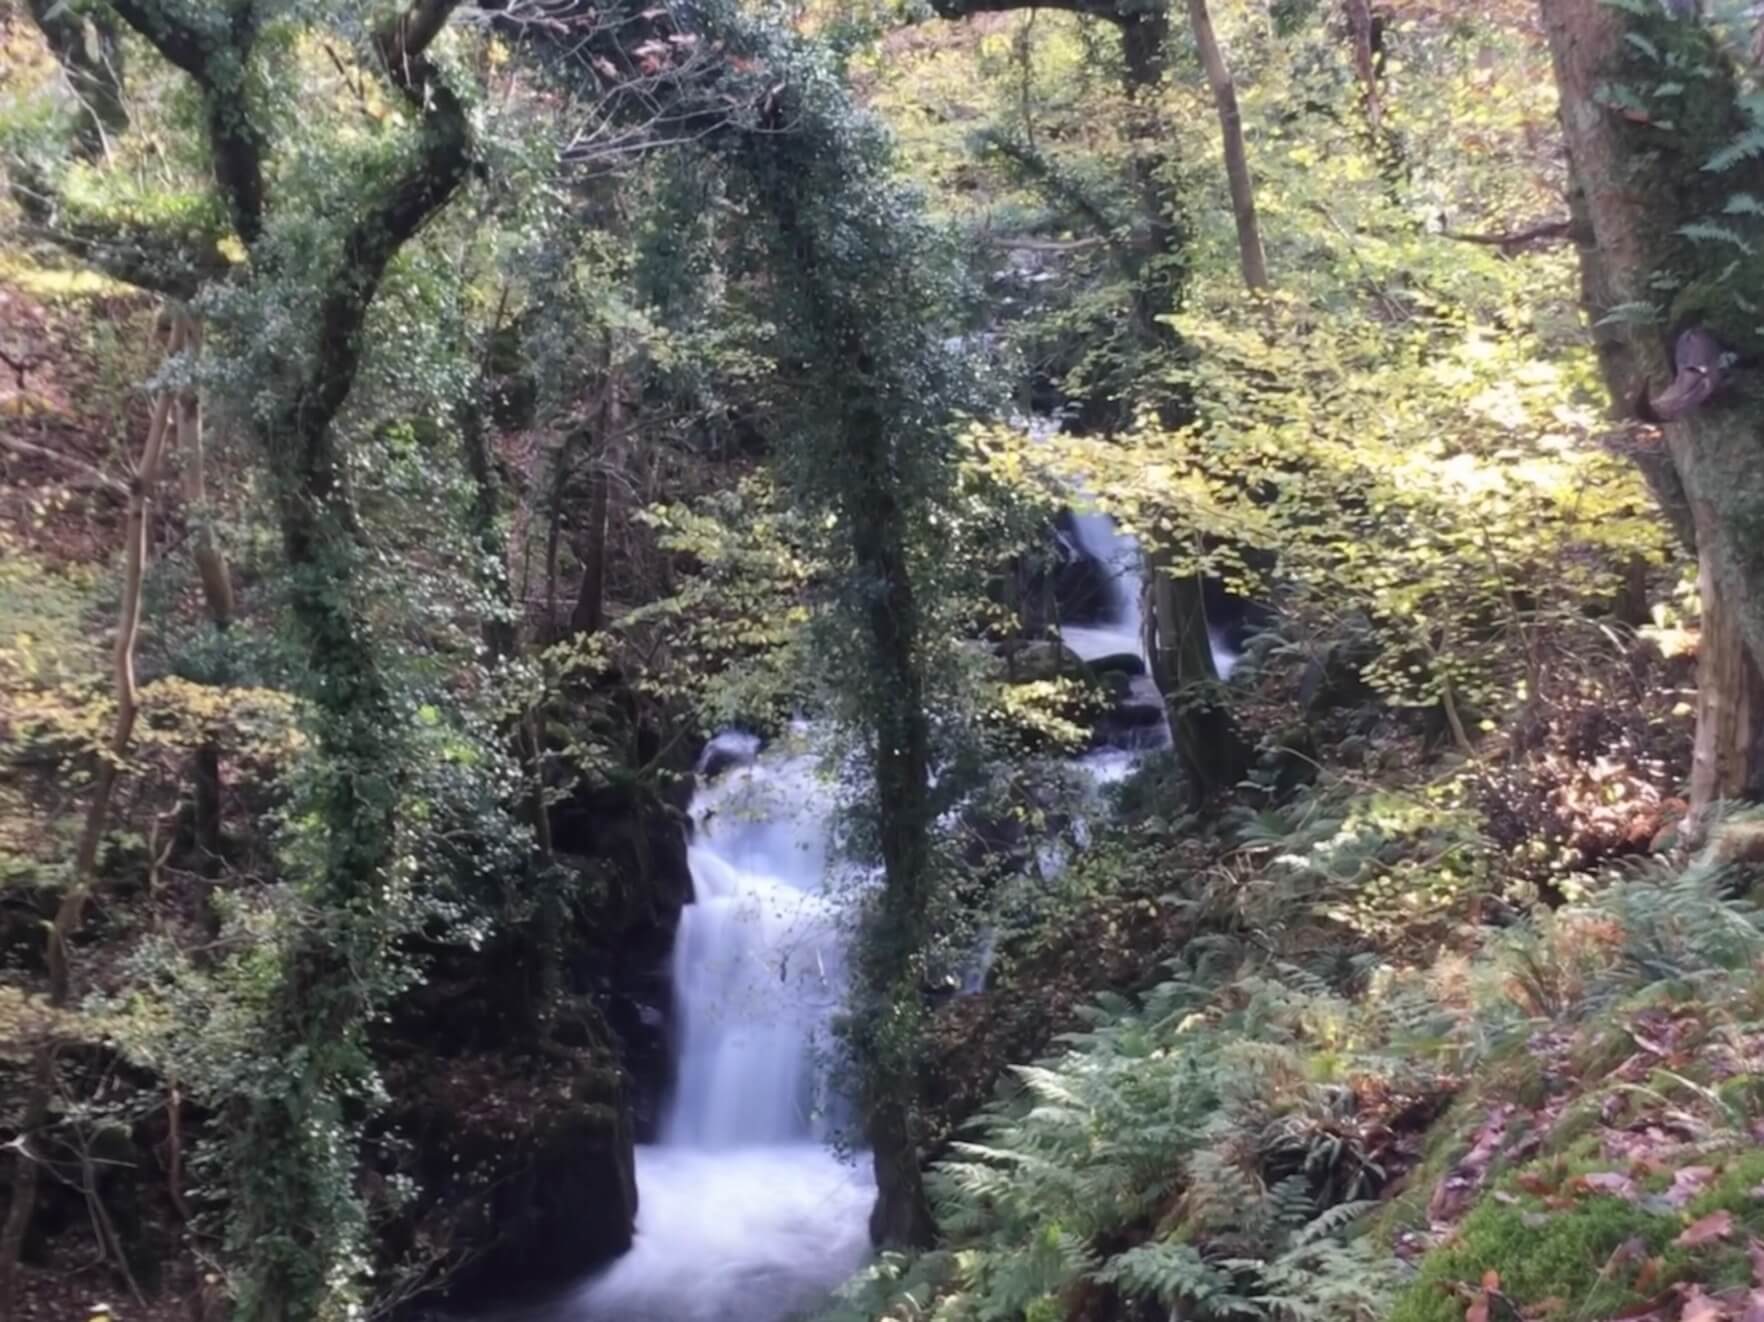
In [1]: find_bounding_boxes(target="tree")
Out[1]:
[0,312,183,1317]
[6,1,479,1315]
[1185,0,1268,291]
[1541,0,1764,837]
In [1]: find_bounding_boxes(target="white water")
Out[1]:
[561,734,875,1322]
[1061,506,1239,681]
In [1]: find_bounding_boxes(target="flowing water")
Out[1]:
[547,506,1198,1320]
[559,734,875,1322]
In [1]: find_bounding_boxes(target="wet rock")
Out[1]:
[551,774,694,1146]
[698,731,762,782]
[1088,651,1146,678]
[1014,510,1116,628]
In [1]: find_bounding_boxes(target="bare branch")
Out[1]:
[1439,217,1575,254]
[0,436,128,496]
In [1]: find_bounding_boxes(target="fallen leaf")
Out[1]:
[1517,1169,1560,1196]
[1464,1269,1502,1322]
[1429,1105,1515,1225]
[1680,1286,1728,1322]
[1742,1289,1764,1322]
[1631,1024,1675,1057]
[1581,1171,1640,1200]
[1668,1166,1718,1207]
[1750,1237,1764,1287]
[1679,1210,1737,1249]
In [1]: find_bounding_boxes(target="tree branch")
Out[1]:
[24,0,129,160]
[8,171,224,298]
[1439,217,1574,254]
[275,0,474,524]
[105,0,267,243]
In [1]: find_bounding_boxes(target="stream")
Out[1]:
[543,507,1191,1321]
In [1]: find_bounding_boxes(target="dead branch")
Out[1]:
[1439,217,1574,254]
[0,435,129,495]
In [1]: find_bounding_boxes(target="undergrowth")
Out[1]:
[819,807,1764,1322]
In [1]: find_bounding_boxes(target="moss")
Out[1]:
[1684,1149,1764,1228]
[1541,1099,1604,1157]
[1390,1140,1764,1322]
[1389,1194,1677,1322]
[1716,1073,1764,1119]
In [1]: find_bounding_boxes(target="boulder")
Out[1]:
[1000,639,1086,684]
[1087,651,1146,678]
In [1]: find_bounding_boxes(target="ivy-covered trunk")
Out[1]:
[1542,0,1764,834]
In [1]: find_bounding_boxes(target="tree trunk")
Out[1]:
[1146,561,1249,803]
[1343,0,1382,142]
[0,325,180,1315]
[1542,0,1764,828]
[1688,543,1764,842]
[853,464,939,1250]
[571,366,618,638]
[1185,0,1269,291]
[173,317,234,874]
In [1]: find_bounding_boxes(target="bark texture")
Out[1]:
[1543,0,1764,831]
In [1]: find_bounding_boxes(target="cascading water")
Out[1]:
[1061,507,1239,683]
[541,478,1224,1318]
[558,734,875,1322]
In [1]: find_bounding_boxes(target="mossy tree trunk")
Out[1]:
[1542,0,1764,838]
[79,3,475,1316]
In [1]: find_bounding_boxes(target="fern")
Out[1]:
[1705,127,1764,174]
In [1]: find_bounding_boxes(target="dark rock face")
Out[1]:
[381,756,697,1311]
[1009,511,1117,632]
[385,1042,637,1309]
[552,774,695,1145]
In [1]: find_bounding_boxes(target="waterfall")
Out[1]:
[548,501,1214,1319]
[1059,508,1147,665]
[1063,506,1240,681]
[563,733,874,1322]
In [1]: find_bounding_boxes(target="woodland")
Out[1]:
[8,1,1764,1321]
